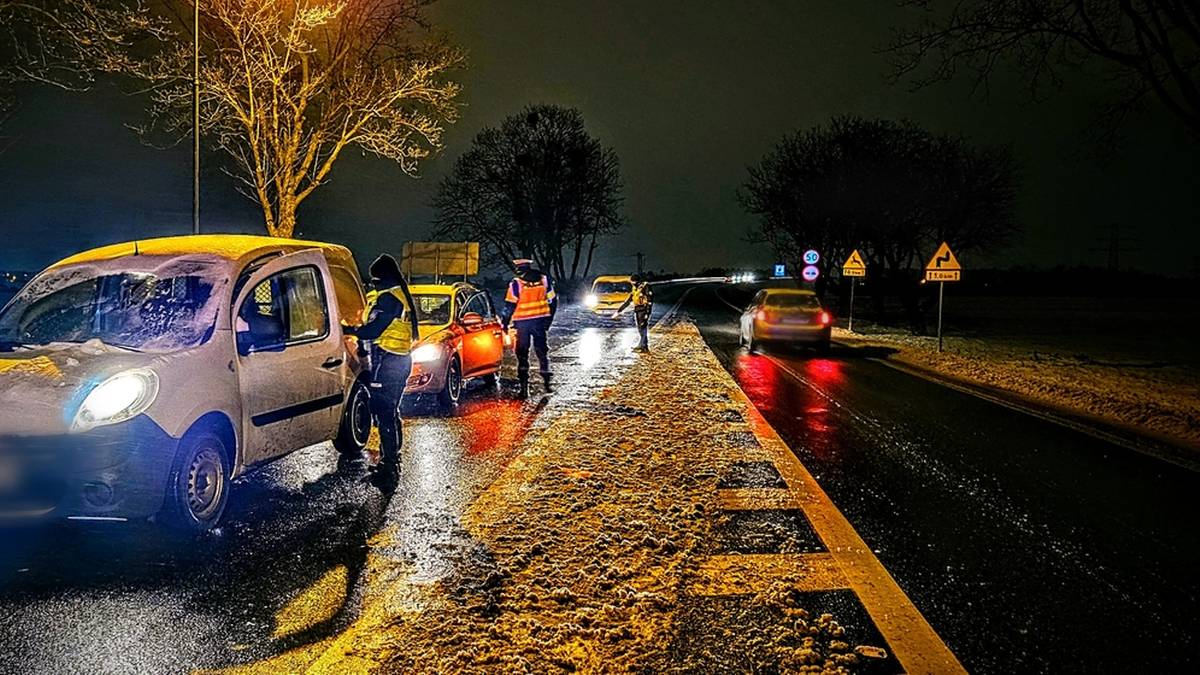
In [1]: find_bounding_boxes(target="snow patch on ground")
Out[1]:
[834,327,1200,451]
[304,320,870,673]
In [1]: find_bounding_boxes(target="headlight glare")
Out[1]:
[73,369,159,432]
[584,294,599,308]
[411,343,443,364]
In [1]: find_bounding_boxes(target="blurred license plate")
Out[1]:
[782,316,810,324]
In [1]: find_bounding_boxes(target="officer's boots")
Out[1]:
[542,372,553,393]
[517,375,529,399]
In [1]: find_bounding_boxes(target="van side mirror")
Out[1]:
[460,312,485,327]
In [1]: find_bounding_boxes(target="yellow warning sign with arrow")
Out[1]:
[924,242,961,282]
[842,250,867,277]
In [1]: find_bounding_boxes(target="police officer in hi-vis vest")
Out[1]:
[613,273,653,352]
[343,255,419,491]
[502,258,557,398]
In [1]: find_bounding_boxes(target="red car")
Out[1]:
[404,282,505,409]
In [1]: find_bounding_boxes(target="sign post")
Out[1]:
[841,250,867,332]
[923,242,962,352]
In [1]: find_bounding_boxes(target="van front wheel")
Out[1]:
[334,381,371,456]
[162,431,230,532]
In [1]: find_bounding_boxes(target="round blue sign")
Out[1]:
[802,265,820,282]
[803,249,820,265]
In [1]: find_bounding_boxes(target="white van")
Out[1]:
[0,235,374,531]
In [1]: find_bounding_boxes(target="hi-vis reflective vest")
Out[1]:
[362,287,413,355]
[506,275,556,322]
[631,283,652,311]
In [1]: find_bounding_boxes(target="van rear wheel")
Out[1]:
[334,381,371,456]
[162,431,230,532]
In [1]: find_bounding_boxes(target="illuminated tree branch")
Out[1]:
[136,0,463,237]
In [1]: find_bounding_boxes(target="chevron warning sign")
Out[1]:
[924,242,961,282]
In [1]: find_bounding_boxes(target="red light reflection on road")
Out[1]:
[732,351,781,417]
[803,357,845,387]
[735,351,846,460]
[459,399,534,456]
[795,357,844,457]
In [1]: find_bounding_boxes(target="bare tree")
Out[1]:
[432,105,625,281]
[889,1,1200,140]
[0,0,162,125]
[139,0,462,237]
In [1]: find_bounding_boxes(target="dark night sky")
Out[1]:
[1,0,1198,275]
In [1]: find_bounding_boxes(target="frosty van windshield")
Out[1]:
[0,263,221,352]
[593,281,632,294]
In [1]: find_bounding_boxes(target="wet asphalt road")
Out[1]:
[3,281,1198,673]
[684,282,1200,673]
[0,294,674,674]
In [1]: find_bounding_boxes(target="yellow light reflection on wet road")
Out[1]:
[271,565,348,640]
[578,328,603,368]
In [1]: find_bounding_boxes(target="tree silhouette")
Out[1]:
[432,105,625,281]
[741,116,1019,326]
[0,1,163,129]
[890,1,1200,143]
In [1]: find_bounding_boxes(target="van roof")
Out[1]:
[49,234,354,269]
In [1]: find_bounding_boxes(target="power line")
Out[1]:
[1088,222,1139,271]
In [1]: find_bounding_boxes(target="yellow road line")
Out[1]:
[689,553,849,596]
[730,358,967,674]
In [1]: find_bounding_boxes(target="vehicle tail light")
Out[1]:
[755,309,767,322]
[818,310,832,325]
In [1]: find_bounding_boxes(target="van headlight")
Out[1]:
[584,294,599,308]
[72,369,159,432]
[411,343,444,364]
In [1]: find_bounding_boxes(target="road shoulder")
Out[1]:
[834,328,1200,471]
[217,317,962,673]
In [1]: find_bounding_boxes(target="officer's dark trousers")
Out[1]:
[635,309,651,349]
[514,317,551,382]
[370,348,411,471]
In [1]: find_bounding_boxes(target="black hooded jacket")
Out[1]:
[349,255,419,342]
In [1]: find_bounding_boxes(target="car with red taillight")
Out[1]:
[405,282,504,410]
[739,288,831,352]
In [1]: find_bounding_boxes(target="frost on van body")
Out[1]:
[0,255,235,434]
[323,321,868,673]
[2,254,232,354]
[0,340,132,434]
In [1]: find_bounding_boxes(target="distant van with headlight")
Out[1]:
[0,235,373,531]
[584,275,633,314]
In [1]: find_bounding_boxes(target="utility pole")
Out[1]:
[636,252,644,276]
[192,1,200,235]
[1090,223,1138,271]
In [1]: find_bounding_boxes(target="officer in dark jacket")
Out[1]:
[502,258,557,398]
[343,255,418,491]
